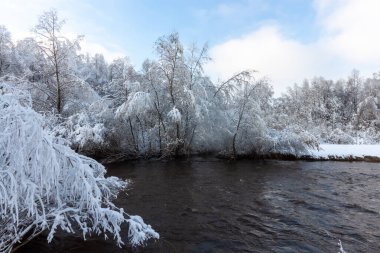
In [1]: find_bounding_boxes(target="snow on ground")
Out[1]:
[309,144,380,159]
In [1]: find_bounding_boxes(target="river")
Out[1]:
[20,159,380,252]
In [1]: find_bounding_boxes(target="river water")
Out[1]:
[20,159,380,252]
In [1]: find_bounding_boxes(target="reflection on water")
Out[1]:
[20,159,380,253]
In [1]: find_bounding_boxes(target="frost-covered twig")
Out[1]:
[338,240,347,253]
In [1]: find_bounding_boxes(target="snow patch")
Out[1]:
[309,144,380,159]
[167,106,181,123]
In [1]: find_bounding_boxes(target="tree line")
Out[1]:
[2,10,378,160]
[276,70,380,144]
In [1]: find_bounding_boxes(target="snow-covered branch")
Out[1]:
[0,85,158,253]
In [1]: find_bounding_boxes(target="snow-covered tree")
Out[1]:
[0,85,158,253]
[106,57,137,106]
[33,9,83,113]
[14,38,47,83]
[79,53,109,95]
[0,26,13,77]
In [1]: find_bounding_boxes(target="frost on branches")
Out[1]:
[0,86,159,253]
[167,106,181,123]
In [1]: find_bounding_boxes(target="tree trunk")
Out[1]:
[232,132,237,159]
[128,117,138,153]
[175,123,180,156]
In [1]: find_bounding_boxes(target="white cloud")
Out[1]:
[319,0,380,63]
[205,26,323,94]
[0,0,124,63]
[0,0,56,40]
[206,0,380,95]
[79,39,125,62]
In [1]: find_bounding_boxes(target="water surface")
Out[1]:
[20,159,380,252]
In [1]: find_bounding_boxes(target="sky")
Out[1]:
[0,0,379,94]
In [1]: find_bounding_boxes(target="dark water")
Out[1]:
[20,159,380,253]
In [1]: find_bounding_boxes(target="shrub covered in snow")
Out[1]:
[0,85,158,253]
[325,128,355,144]
[267,127,319,156]
[167,106,181,123]
[53,111,106,154]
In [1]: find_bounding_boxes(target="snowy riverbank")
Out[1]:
[307,144,380,161]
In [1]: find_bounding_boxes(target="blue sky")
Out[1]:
[1,0,380,94]
[65,0,319,64]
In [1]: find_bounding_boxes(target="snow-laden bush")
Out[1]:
[115,91,153,119]
[167,106,181,123]
[0,85,158,253]
[53,111,106,153]
[53,97,117,155]
[326,128,354,144]
[268,127,319,156]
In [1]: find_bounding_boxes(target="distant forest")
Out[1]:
[1,10,380,159]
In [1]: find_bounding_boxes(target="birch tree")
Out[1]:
[0,26,13,77]
[33,9,82,113]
